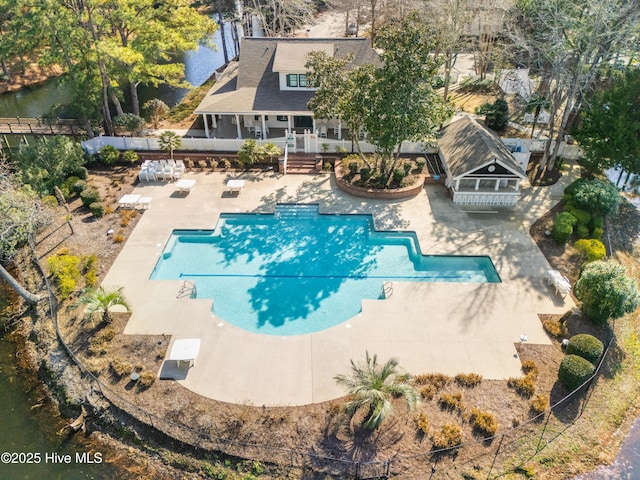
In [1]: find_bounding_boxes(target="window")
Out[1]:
[286,74,298,87]
[276,115,288,122]
[299,74,307,87]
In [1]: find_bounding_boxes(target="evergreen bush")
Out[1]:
[80,188,101,207]
[72,180,88,195]
[558,354,595,391]
[576,225,590,238]
[552,212,577,244]
[99,145,120,165]
[566,334,604,364]
[571,208,591,226]
[591,227,604,239]
[574,238,606,262]
[572,177,620,216]
[89,202,105,219]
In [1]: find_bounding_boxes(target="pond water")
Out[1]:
[0,287,121,479]
[0,20,236,118]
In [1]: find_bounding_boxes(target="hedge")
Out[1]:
[566,334,604,364]
[558,354,595,391]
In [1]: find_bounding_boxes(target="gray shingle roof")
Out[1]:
[438,116,526,179]
[195,37,379,115]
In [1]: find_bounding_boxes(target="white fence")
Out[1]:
[82,134,440,156]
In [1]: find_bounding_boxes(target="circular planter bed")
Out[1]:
[334,161,427,200]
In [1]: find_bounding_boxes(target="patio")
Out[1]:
[100,169,576,406]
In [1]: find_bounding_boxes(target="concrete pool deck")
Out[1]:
[101,168,577,406]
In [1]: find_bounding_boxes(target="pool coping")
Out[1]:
[101,170,577,406]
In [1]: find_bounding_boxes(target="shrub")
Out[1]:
[61,175,80,193]
[81,254,99,286]
[558,354,595,391]
[590,215,604,229]
[564,177,588,196]
[348,162,359,174]
[432,423,463,449]
[122,150,138,163]
[567,334,604,364]
[222,159,231,170]
[80,188,101,207]
[571,208,591,226]
[420,384,437,400]
[73,166,89,180]
[470,408,498,437]
[507,373,536,397]
[515,464,536,478]
[574,238,606,262]
[414,373,452,389]
[89,202,105,218]
[521,360,540,376]
[360,167,372,181]
[552,212,577,244]
[576,225,590,239]
[438,392,464,412]
[403,162,412,175]
[531,394,549,414]
[416,159,425,172]
[110,358,134,377]
[72,179,88,195]
[47,252,81,299]
[572,177,620,216]
[591,227,604,240]
[454,373,482,387]
[120,209,138,227]
[542,318,569,339]
[138,371,156,387]
[575,260,640,324]
[94,327,116,343]
[99,145,120,165]
[113,233,125,243]
[113,113,146,136]
[392,169,405,185]
[41,195,59,208]
[416,412,430,434]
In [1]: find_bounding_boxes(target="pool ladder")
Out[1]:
[177,280,197,299]
[381,282,393,299]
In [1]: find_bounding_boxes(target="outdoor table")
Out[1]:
[176,179,196,193]
[118,194,142,209]
[168,338,201,367]
[227,179,245,194]
[137,197,152,209]
[546,270,571,298]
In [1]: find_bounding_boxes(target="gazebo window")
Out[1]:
[286,74,298,87]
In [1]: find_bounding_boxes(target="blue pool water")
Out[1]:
[151,205,500,336]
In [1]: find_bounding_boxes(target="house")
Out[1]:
[439,116,528,207]
[194,37,379,141]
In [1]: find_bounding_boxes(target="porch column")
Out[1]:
[312,118,316,134]
[455,178,460,190]
[261,114,267,139]
[203,114,210,138]
[287,115,292,132]
[494,178,500,190]
[515,179,521,191]
[337,120,342,140]
[235,114,242,139]
[212,114,217,128]
[474,178,480,190]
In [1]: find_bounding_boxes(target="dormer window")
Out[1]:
[286,74,308,88]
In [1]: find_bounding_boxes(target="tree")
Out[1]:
[143,99,170,129]
[75,286,130,324]
[573,68,640,178]
[13,136,86,195]
[421,0,472,101]
[508,0,640,171]
[574,260,640,325]
[524,93,551,139]
[158,131,182,160]
[306,15,453,185]
[334,351,418,430]
[247,0,314,37]
[477,97,509,131]
[0,165,52,303]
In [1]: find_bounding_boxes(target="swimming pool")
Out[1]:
[151,204,500,336]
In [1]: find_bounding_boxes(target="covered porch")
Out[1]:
[200,113,346,141]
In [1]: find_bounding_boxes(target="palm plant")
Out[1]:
[158,130,182,160]
[334,351,418,430]
[76,286,130,324]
